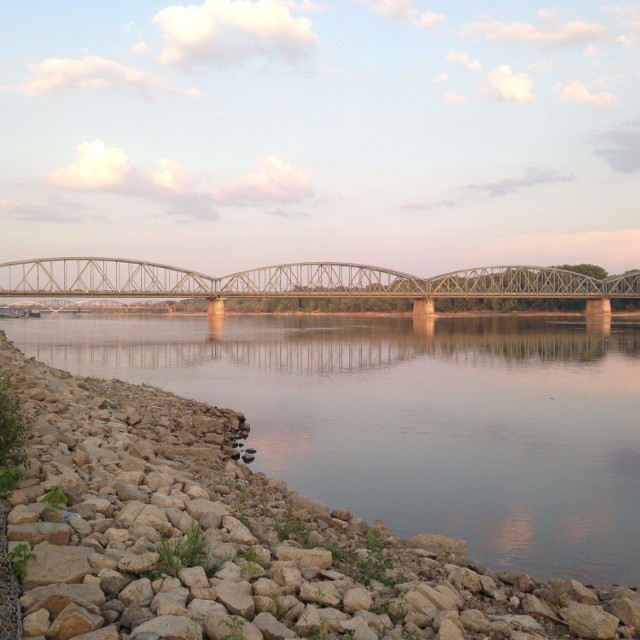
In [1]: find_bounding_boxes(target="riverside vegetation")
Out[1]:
[0,330,639,640]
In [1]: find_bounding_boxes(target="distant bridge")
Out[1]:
[1,257,638,317]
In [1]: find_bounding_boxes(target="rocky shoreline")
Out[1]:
[1,330,639,640]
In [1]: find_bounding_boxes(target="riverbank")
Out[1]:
[1,330,639,640]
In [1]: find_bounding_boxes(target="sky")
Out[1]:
[1,0,639,279]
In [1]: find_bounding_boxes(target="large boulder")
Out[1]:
[22,542,92,586]
[559,602,619,640]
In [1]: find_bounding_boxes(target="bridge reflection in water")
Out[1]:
[29,316,640,374]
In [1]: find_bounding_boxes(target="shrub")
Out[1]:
[0,376,30,497]
[150,523,210,578]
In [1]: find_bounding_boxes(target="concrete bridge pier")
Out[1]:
[413,297,436,317]
[207,297,225,317]
[585,297,611,317]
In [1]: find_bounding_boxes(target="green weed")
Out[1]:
[43,484,69,510]
[9,544,35,583]
[150,523,210,578]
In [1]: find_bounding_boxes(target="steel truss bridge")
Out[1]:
[0,257,638,302]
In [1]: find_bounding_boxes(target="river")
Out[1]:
[2,313,639,587]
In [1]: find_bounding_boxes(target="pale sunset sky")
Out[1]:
[1,1,639,278]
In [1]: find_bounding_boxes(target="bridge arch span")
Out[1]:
[605,271,640,297]
[427,265,605,298]
[0,257,217,298]
[217,262,429,297]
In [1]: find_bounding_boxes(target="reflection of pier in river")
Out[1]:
[32,318,640,374]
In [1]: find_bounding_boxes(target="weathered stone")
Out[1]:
[118,551,161,574]
[119,605,155,630]
[406,534,467,561]
[293,605,321,636]
[340,617,378,640]
[130,615,203,640]
[315,607,349,632]
[274,596,305,623]
[187,599,227,625]
[98,568,131,596]
[23,542,92,586]
[274,546,332,569]
[447,567,483,594]
[271,564,303,590]
[204,614,263,640]
[68,626,119,640]
[8,522,71,546]
[118,578,155,607]
[459,609,491,634]
[151,587,190,616]
[253,578,282,598]
[216,580,255,618]
[343,587,373,613]
[46,603,104,640]
[26,584,107,616]
[559,602,619,640]
[299,581,341,607]
[435,618,465,640]
[180,566,210,590]
[8,504,40,524]
[286,493,330,515]
[415,583,458,611]
[404,589,439,618]
[567,579,599,605]
[522,594,558,619]
[223,515,259,545]
[610,598,640,629]
[23,608,51,637]
[252,612,297,640]
[185,499,230,522]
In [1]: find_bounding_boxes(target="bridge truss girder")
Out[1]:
[0,258,638,299]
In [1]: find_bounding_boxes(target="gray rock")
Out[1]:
[130,615,203,640]
[274,546,332,569]
[559,602,619,640]
[299,581,341,607]
[23,542,92,586]
[118,578,155,607]
[216,580,255,618]
[435,618,465,640]
[204,613,263,640]
[293,605,321,636]
[46,602,104,640]
[343,587,373,613]
[610,597,640,629]
[252,612,298,640]
[119,605,155,630]
[151,587,189,616]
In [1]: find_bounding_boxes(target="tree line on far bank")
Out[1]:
[168,264,640,314]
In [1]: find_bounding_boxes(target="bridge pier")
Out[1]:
[585,297,611,317]
[413,297,436,317]
[207,298,225,317]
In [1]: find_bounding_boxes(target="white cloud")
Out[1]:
[480,66,534,103]
[151,159,195,193]
[433,73,449,83]
[443,92,469,104]
[555,80,616,109]
[461,17,608,46]
[130,41,152,54]
[153,0,318,68]
[360,0,445,28]
[2,55,175,96]
[47,141,135,190]
[446,50,481,72]
[215,155,313,205]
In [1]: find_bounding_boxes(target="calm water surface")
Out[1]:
[2,314,639,587]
